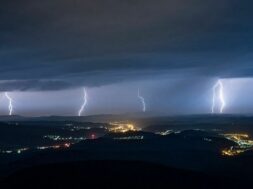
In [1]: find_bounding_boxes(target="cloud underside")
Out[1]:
[0,0,253,90]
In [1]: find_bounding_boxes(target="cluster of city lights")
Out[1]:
[156,130,173,136]
[44,135,86,142]
[36,143,71,150]
[0,143,72,155]
[63,123,107,132]
[222,147,245,156]
[109,122,140,133]
[113,136,144,140]
[222,133,253,156]
[0,147,29,154]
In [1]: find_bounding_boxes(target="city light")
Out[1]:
[222,133,253,156]
[0,147,29,154]
[156,130,173,136]
[113,136,144,140]
[109,122,141,133]
[44,135,86,142]
[222,147,245,156]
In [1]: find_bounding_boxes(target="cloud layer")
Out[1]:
[1,0,253,90]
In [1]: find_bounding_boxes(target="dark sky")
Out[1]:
[0,0,253,115]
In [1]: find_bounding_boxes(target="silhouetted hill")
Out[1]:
[1,114,253,124]
[2,160,244,189]
[143,114,253,135]
[103,131,161,139]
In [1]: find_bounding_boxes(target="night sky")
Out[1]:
[1,0,253,116]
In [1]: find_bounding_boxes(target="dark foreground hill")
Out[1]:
[2,160,244,189]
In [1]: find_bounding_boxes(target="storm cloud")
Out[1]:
[1,0,253,91]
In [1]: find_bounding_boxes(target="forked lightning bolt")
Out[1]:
[78,88,88,116]
[212,80,225,114]
[5,92,13,116]
[138,89,146,112]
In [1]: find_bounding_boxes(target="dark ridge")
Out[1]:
[2,160,244,189]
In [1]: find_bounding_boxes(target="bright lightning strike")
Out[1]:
[5,92,13,116]
[78,88,88,116]
[212,80,225,114]
[138,89,146,112]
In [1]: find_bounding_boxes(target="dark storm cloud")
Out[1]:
[0,80,72,91]
[1,0,253,90]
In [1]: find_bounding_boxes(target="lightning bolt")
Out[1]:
[78,88,88,116]
[5,92,13,116]
[212,80,225,114]
[138,89,146,112]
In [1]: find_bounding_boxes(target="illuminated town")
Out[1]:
[0,122,142,155]
[222,133,253,156]
[43,135,86,142]
[2,119,253,160]
[108,122,141,133]
[0,123,106,155]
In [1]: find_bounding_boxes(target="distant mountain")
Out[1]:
[0,114,121,122]
[0,113,252,123]
[0,115,27,122]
